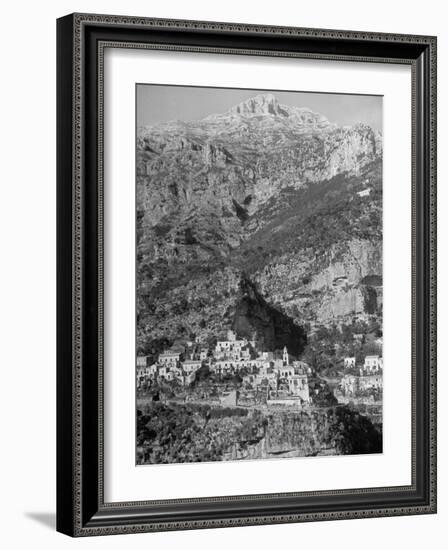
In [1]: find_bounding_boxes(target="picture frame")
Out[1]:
[56,13,437,537]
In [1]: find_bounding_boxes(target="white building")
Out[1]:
[211,358,255,375]
[341,372,383,395]
[287,374,310,402]
[182,359,202,374]
[291,360,310,374]
[158,351,181,366]
[344,357,356,369]
[158,365,169,378]
[215,330,248,357]
[341,374,358,395]
[244,372,278,390]
[257,363,272,376]
[136,362,158,387]
[136,355,148,367]
[359,374,383,391]
[147,363,158,377]
[364,355,383,373]
[136,366,148,388]
[258,351,274,362]
[158,368,175,382]
[279,366,295,378]
[357,188,371,198]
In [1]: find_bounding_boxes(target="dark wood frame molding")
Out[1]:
[57,13,437,537]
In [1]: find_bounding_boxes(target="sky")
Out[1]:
[136,84,382,131]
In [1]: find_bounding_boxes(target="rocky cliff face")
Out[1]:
[223,407,382,460]
[254,238,382,326]
[232,277,307,357]
[136,93,382,354]
[137,403,382,464]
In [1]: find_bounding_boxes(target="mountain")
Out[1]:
[136,93,382,355]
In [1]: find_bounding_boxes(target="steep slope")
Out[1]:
[136,93,382,355]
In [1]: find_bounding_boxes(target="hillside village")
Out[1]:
[136,92,383,464]
[137,329,383,410]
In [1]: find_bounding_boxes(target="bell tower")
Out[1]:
[283,346,289,365]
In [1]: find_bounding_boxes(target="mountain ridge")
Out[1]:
[136,93,382,354]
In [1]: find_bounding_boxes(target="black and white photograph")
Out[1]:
[135,85,383,465]
[1,0,442,545]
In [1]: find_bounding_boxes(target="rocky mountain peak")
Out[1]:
[230,93,290,117]
[226,93,334,131]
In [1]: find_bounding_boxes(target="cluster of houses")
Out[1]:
[137,330,312,407]
[137,329,383,408]
[136,348,203,388]
[339,354,383,398]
